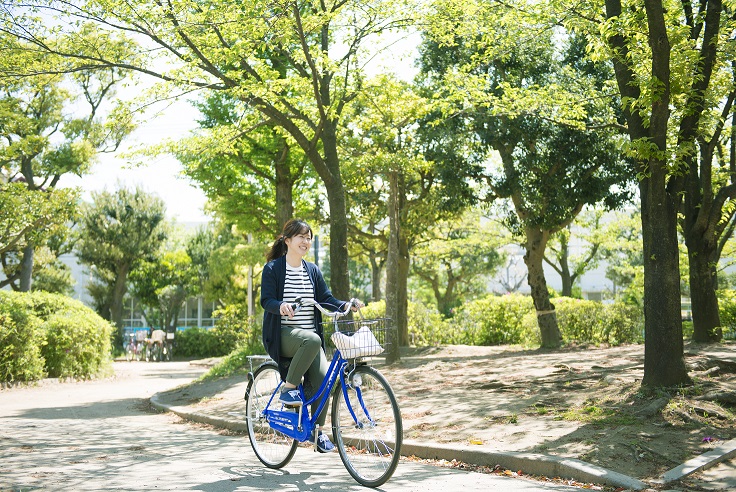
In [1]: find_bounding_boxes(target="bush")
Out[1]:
[718,290,736,339]
[453,294,538,346]
[361,300,451,346]
[42,310,113,379]
[0,294,46,383]
[175,304,264,358]
[0,291,114,383]
[554,297,643,345]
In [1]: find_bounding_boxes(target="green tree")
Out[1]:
[75,187,167,345]
[0,30,134,290]
[419,4,632,348]
[0,182,78,290]
[553,0,708,385]
[174,93,319,234]
[3,1,415,300]
[129,249,196,331]
[412,213,505,316]
[600,210,644,305]
[342,75,469,352]
[544,209,607,298]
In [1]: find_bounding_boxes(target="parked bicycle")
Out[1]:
[162,330,175,362]
[145,329,166,362]
[244,298,402,487]
[124,332,138,362]
[125,330,147,361]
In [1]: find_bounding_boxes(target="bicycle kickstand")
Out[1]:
[312,424,321,451]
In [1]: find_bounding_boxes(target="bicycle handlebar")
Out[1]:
[290,297,362,320]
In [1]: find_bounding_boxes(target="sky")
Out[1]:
[59,97,210,224]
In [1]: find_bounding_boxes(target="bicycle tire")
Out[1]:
[331,365,402,487]
[125,344,134,362]
[163,342,173,361]
[245,363,298,468]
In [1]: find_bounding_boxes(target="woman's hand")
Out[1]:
[350,298,364,312]
[280,301,295,318]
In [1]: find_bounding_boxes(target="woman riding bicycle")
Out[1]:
[260,218,363,453]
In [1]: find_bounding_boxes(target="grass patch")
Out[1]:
[199,345,267,381]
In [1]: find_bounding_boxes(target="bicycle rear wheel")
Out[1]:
[163,341,173,361]
[331,365,402,487]
[245,363,298,468]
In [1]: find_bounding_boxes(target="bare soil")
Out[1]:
[378,342,736,481]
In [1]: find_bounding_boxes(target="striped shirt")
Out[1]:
[282,263,315,330]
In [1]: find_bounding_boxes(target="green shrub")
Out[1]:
[0,293,46,383]
[600,302,644,345]
[718,290,736,339]
[453,294,537,346]
[0,291,114,383]
[361,299,451,346]
[175,327,214,358]
[42,310,113,379]
[554,297,643,345]
[175,304,264,358]
[202,345,267,380]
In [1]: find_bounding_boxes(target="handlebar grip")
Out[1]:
[290,297,302,314]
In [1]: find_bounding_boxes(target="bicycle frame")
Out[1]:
[259,347,357,443]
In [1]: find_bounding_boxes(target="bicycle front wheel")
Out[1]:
[245,363,298,468]
[331,365,402,487]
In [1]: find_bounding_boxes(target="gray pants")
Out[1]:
[280,326,330,425]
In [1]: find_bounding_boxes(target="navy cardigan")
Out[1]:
[260,255,347,381]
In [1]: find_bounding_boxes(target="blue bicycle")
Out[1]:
[244,298,402,487]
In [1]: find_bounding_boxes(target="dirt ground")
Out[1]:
[169,341,736,483]
[377,342,736,481]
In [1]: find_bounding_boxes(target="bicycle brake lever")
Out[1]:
[291,297,303,314]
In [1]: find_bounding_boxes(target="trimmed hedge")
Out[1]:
[552,297,643,346]
[0,291,114,383]
[455,294,538,346]
[0,294,45,383]
[174,304,264,358]
[360,294,644,348]
[715,290,736,339]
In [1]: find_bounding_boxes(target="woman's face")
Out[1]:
[285,229,312,258]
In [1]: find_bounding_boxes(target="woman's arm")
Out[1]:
[260,262,283,314]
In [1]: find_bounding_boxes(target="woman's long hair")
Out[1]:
[266,219,313,262]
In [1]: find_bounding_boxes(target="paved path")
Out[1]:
[0,361,590,491]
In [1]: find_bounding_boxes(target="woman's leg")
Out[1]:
[280,327,321,388]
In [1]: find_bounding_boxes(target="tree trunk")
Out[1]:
[384,170,400,364]
[397,232,410,346]
[19,244,33,292]
[558,234,573,297]
[604,0,691,388]
[370,254,382,302]
[110,265,130,347]
[687,236,722,342]
[640,175,691,386]
[321,121,350,300]
[274,141,294,229]
[523,227,562,348]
